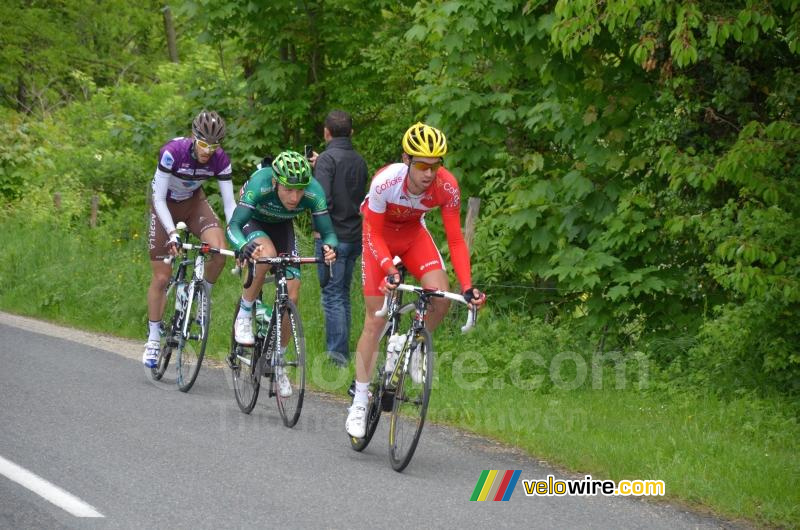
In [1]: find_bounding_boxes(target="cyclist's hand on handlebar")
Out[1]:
[321,244,336,265]
[462,286,486,309]
[381,270,401,293]
[167,233,182,256]
[236,241,261,264]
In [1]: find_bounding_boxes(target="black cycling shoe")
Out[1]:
[347,378,355,397]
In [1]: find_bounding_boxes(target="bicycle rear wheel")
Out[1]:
[350,325,390,451]
[151,286,178,381]
[388,328,433,472]
[274,300,305,428]
[176,281,210,392]
[230,302,260,413]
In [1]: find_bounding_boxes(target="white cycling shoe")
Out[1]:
[345,402,368,438]
[142,340,160,368]
[234,315,255,345]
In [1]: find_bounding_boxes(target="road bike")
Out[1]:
[150,222,235,392]
[350,263,477,471]
[228,254,326,427]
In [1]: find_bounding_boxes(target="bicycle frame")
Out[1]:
[248,255,322,381]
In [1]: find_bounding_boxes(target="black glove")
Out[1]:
[386,272,401,287]
[462,287,485,305]
[237,241,260,260]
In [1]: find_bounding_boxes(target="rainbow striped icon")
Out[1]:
[470,470,522,501]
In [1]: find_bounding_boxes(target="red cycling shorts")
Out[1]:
[361,224,445,296]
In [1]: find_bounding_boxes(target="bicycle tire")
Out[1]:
[176,281,210,392]
[350,324,390,451]
[231,301,260,413]
[388,327,433,472]
[274,300,305,428]
[151,285,179,381]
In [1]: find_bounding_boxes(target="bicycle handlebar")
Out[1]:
[375,284,477,333]
[162,243,236,263]
[241,255,325,289]
[252,256,325,265]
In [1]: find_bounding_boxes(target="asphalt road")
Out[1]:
[0,313,734,529]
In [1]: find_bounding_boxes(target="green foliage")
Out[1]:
[1,0,167,116]
[401,0,800,396]
[177,0,419,168]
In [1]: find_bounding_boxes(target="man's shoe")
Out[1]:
[345,402,367,438]
[234,315,255,345]
[276,366,293,398]
[142,340,160,368]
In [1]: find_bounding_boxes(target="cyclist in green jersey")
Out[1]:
[227,150,338,345]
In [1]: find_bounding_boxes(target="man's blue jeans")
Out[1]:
[316,239,361,365]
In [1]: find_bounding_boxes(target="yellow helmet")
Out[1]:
[402,122,447,158]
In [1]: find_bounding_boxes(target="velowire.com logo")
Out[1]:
[470,470,522,501]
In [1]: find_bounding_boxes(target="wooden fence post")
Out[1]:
[53,192,61,210]
[90,194,98,228]
[464,197,481,252]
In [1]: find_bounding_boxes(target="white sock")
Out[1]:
[148,320,161,342]
[237,297,253,319]
[354,381,369,405]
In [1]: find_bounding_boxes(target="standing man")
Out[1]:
[143,110,237,368]
[311,110,369,366]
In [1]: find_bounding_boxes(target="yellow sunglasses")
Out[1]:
[195,138,220,152]
[410,160,442,172]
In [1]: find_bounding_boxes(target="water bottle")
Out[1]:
[175,282,187,311]
[384,334,402,373]
[255,299,272,338]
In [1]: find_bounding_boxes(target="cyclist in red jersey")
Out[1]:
[345,122,486,438]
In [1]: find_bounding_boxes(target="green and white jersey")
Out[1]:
[226,166,337,250]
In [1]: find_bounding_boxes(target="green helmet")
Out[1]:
[271,150,312,188]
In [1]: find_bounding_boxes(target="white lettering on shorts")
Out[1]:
[420,259,441,271]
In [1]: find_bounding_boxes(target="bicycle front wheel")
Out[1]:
[230,302,260,413]
[388,328,433,472]
[152,286,178,381]
[176,281,210,392]
[274,300,305,428]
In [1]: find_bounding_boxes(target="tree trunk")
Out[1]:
[162,6,179,63]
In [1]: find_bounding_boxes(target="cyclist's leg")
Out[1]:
[419,269,450,331]
[233,220,276,345]
[400,228,451,331]
[146,202,185,366]
[263,220,299,349]
[353,244,391,385]
[147,206,177,322]
[242,236,276,303]
[187,191,227,283]
[147,260,173,321]
[353,295,386,383]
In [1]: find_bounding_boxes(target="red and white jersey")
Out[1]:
[363,162,461,229]
[361,162,472,290]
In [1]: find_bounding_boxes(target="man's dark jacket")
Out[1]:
[313,136,369,243]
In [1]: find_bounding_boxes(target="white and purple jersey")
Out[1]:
[150,137,236,235]
[154,137,232,201]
